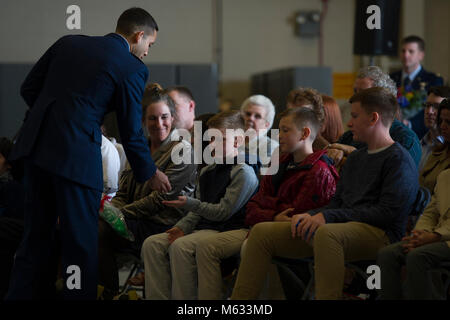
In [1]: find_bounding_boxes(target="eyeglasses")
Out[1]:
[422,102,441,109]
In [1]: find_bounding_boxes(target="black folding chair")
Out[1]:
[115,253,144,296]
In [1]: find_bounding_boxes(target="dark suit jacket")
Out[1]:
[390,67,443,91]
[10,33,156,191]
[390,67,444,139]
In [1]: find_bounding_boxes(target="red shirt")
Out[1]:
[245,149,339,227]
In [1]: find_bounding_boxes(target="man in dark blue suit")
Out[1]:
[390,35,444,139]
[6,8,171,300]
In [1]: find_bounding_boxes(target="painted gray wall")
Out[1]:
[2,0,448,138]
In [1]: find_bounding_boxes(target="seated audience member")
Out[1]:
[101,134,121,198]
[191,108,338,300]
[141,110,259,300]
[320,95,344,145]
[101,125,128,180]
[97,84,197,298]
[240,95,278,166]
[285,87,328,150]
[111,138,127,177]
[418,87,450,172]
[126,112,217,286]
[245,107,339,226]
[328,66,422,169]
[377,168,450,300]
[0,137,25,299]
[231,87,419,300]
[419,98,450,193]
[166,86,196,131]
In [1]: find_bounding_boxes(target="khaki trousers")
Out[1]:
[231,221,390,300]
[141,229,218,300]
[196,229,248,299]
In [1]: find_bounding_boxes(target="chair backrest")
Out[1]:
[409,186,431,217]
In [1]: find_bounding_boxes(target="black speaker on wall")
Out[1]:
[353,0,401,56]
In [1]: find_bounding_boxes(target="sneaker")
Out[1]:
[127,272,145,287]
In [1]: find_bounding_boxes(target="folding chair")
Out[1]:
[115,252,144,296]
[272,257,315,300]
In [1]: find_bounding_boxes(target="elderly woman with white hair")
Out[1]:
[239,95,279,168]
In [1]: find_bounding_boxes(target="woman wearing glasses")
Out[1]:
[419,98,450,193]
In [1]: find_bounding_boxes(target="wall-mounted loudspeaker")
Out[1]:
[353,0,401,56]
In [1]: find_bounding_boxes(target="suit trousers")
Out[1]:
[6,160,101,300]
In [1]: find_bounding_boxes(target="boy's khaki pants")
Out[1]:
[231,221,390,300]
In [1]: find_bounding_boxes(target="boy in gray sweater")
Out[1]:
[141,110,259,299]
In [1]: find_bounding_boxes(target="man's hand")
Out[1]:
[292,213,326,242]
[149,169,172,193]
[291,213,309,238]
[166,227,185,244]
[326,148,344,167]
[274,208,294,222]
[329,143,356,156]
[162,196,187,208]
[402,230,441,252]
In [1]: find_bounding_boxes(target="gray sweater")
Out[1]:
[175,163,259,234]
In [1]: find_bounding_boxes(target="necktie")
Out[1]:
[403,77,411,88]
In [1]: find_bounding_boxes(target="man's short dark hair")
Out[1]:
[402,35,425,52]
[428,86,450,99]
[349,87,398,127]
[116,7,158,37]
[167,86,195,101]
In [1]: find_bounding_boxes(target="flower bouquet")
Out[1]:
[397,82,428,120]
